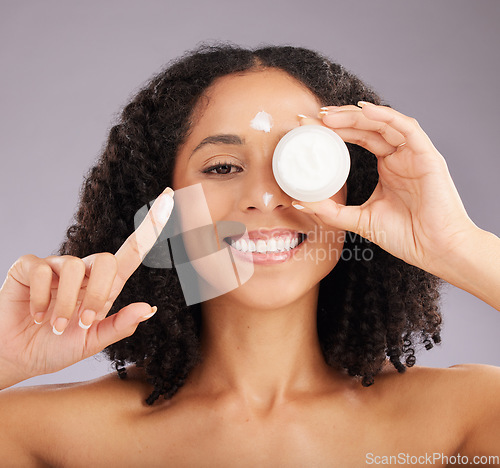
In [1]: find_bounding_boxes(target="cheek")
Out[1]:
[301,223,345,275]
[201,183,237,221]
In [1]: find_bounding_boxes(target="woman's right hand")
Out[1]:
[0,187,174,388]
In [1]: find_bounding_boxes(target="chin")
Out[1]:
[218,263,326,311]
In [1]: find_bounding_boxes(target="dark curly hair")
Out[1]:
[59,43,443,405]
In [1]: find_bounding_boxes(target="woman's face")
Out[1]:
[173,68,346,310]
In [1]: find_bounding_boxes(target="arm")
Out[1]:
[431,227,500,311]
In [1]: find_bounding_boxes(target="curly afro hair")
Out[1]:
[59,43,443,405]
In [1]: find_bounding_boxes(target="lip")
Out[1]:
[224,227,307,265]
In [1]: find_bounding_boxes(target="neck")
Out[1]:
[187,285,338,411]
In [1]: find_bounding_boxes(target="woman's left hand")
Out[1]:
[297,102,478,276]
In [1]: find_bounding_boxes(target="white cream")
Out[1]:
[272,125,350,202]
[250,111,273,133]
[262,192,273,207]
[277,133,338,191]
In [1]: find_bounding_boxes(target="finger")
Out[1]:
[78,252,118,328]
[84,302,156,355]
[297,114,323,126]
[357,102,434,153]
[28,260,54,324]
[321,107,405,147]
[332,128,397,157]
[114,186,174,293]
[293,198,369,240]
[49,256,86,335]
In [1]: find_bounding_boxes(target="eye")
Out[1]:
[202,162,243,176]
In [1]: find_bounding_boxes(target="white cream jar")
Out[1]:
[272,125,350,202]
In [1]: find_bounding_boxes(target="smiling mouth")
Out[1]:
[224,233,307,254]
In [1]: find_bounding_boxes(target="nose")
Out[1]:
[238,161,292,213]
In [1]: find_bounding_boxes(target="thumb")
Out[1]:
[85,302,156,354]
[294,199,366,237]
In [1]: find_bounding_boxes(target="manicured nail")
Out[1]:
[52,317,69,335]
[292,202,314,213]
[357,101,375,108]
[297,114,309,119]
[79,309,96,330]
[142,305,158,320]
[164,187,174,198]
[34,312,44,325]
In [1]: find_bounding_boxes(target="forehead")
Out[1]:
[190,69,321,132]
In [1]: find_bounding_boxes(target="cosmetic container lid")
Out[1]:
[272,125,350,202]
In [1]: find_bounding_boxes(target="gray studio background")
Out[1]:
[1,0,499,387]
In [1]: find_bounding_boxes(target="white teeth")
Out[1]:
[229,235,303,253]
[256,240,267,253]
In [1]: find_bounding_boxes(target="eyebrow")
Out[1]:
[191,134,245,158]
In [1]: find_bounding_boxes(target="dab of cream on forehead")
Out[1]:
[250,111,273,133]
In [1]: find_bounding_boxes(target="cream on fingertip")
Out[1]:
[154,194,174,225]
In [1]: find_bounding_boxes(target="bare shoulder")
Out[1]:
[375,362,500,404]
[375,362,500,457]
[0,366,153,466]
[1,365,152,410]
[442,364,500,456]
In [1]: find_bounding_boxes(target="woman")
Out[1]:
[1,44,499,466]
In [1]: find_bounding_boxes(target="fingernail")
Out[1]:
[79,309,96,330]
[154,193,174,224]
[34,312,44,325]
[297,114,309,120]
[142,305,158,320]
[318,106,340,117]
[52,317,69,335]
[164,187,175,198]
[357,101,375,108]
[292,202,313,213]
